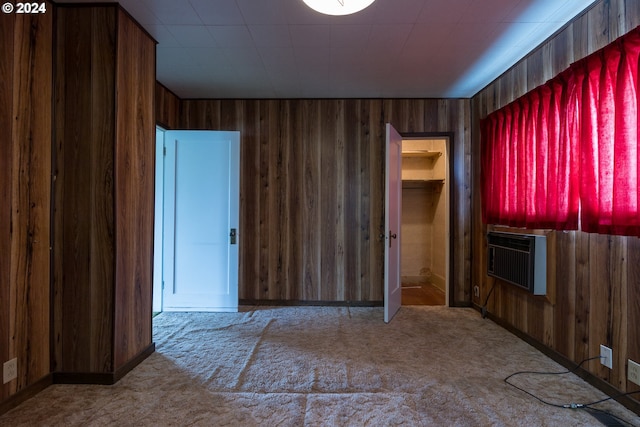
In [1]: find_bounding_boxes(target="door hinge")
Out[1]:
[162,280,165,290]
[163,146,167,156]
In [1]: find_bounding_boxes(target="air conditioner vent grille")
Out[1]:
[487,232,547,295]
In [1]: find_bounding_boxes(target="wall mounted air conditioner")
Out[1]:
[487,231,547,295]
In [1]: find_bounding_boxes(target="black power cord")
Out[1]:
[480,282,495,318]
[504,356,640,426]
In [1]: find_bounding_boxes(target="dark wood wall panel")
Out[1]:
[53,5,154,377]
[0,8,53,401]
[53,6,117,373]
[180,98,471,304]
[155,82,180,129]
[628,237,640,396]
[0,8,15,403]
[471,0,640,404]
[114,8,155,369]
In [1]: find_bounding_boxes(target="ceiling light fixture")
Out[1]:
[302,0,376,16]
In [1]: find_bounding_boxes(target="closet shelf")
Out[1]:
[402,179,445,189]
[402,150,442,158]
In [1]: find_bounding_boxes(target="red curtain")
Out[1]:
[574,30,640,235]
[481,27,640,236]
[480,70,580,230]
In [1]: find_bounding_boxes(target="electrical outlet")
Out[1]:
[3,358,17,384]
[473,286,479,298]
[600,345,613,369]
[628,359,640,386]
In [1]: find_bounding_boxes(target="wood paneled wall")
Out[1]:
[53,5,154,378]
[156,83,180,129]
[53,5,117,374]
[113,8,155,370]
[0,7,53,404]
[471,0,640,404]
[179,98,471,304]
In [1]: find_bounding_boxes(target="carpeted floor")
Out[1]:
[1,306,639,426]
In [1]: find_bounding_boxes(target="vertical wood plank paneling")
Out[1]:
[572,8,592,62]
[284,100,303,300]
[114,8,155,369]
[588,234,612,380]
[555,231,576,359]
[302,101,321,300]
[526,49,544,91]
[470,96,484,308]
[155,82,180,129]
[8,9,52,393]
[320,100,338,300]
[551,24,573,74]
[622,0,640,31]
[0,9,15,402]
[370,100,385,301]
[268,100,286,299]
[258,101,270,298]
[627,237,640,395]
[574,231,591,364]
[423,100,440,133]
[240,100,260,299]
[178,97,469,305]
[344,99,361,301]
[589,0,612,51]
[54,6,116,373]
[610,236,628,389]
[54,5,154,376]
[541,231,556,347]
[90,7,117,372]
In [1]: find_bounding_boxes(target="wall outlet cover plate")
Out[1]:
[600,345,613,369]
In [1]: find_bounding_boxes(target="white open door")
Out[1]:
[163,130,240,312]
[384,123,402,323]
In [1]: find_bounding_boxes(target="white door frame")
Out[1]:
[153,126,165,313]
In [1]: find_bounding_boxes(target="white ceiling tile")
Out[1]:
[182,47,227,68]
[417,0,474,23]
[145,25,181,47]
[190,0,245,25]
[237,0,289,25]
[259,47,297,71]
[371,0,427,23]
[118,0,161,25]
[221,47,263,65]
[458,0,520,23]
[289,25,332,47]
[330,25,372,48]
[402,22,449,53]
[207,26,255,48]
[167,25,217,47]
[248,25,292,47]
[141,0,202,25]
[367,24,413,51]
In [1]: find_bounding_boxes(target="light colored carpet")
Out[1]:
[1,306,639,426]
